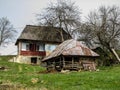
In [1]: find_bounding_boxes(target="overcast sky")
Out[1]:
[0,0,120,55]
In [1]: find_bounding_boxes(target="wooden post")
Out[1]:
[18,42,22,55]
[62,56,65,68]
[53,60,55,70]
[60,57,61,65]
[72,57,74,69]
[92,62,96,70]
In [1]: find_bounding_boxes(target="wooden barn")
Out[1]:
[15,25,71,64]
[42,39,99,71]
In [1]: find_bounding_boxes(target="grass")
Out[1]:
[0,56,120,90]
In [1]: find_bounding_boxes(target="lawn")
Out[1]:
[0,56,120,90]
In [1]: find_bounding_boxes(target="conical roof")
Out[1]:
[42,39,99,61]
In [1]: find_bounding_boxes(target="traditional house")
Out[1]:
[42,39,99,71]
[15,25,71,64]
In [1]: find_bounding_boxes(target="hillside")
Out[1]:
[0,56,120,90]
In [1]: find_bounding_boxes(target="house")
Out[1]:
[15,25,71,64]
[42,39,99,71]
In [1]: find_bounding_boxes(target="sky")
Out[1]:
[0,0,120,55]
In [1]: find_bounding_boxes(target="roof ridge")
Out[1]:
[15,25,72,45]
[59,39,74,55]
[26,25,63,29]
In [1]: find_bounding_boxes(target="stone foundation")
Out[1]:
[11,55,43,65]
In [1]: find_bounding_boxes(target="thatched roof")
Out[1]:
[42,39,99,61]
[15,25,71,45]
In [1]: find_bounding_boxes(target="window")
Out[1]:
[39,43,45,51]
[26,44,30,50]
[21,42,30,51]
[36,43,45,51]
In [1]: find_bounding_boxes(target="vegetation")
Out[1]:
[0,56,120,90]
[94,49,120,66]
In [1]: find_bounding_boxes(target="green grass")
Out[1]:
[0,56,120,90]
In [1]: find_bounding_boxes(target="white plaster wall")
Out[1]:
[45,44,58,56]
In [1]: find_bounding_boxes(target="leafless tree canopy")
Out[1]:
[88,6,120,49]
[78,23,95,48]
[37,0,81,36]
[78,6,120,62]
[0,17,16,46]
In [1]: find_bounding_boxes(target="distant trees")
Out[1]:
[0,17,16,46]
[37,0,81,39]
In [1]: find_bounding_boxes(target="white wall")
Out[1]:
[45,44,58,56]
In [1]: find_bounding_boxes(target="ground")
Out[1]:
[0,55,120,90]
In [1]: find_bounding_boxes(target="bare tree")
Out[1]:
[0,17,16,46]
[85,6,120,62]
[37,0,81,39]
[77,22,95,48]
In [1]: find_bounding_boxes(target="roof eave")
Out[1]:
[42,54,99,62]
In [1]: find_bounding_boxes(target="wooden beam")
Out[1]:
[72,57,74,68]
[62,56,65,67]
[60,57,62,65]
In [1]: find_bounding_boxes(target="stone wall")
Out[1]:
[12,55,43,65]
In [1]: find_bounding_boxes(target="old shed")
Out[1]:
[42,39,99,71]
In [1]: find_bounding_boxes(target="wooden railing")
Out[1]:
[46,61,82,70]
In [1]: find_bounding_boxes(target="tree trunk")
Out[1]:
[58,15,64,42]
[60,29,64,42]
[0,42,1,46]
[109,48,120,62]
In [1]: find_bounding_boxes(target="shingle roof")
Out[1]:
[42,39,99,61]
[15,25,71,45]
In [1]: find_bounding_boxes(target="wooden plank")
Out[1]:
[62,56,65,67]
[72,57,74,68]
